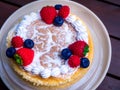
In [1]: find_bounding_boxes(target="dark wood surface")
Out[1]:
[0,0,120,90]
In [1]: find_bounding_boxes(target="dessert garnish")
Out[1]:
[6,36,34,66]
[80,58,90,68]
[11,36,23,48]
[40,6,57,24]
[53,16,64,26]
[68,55,80,68]
[55,4,62,10]
[61,40,90,68]
[14,48,34,66]
[69,41,89,57]
[40,4,70,26]
[61,48,72,60]
[58,5,70,19]
[24,39,34,49]
[6,47,16,58]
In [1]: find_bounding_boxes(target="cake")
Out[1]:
[6,4,94,89]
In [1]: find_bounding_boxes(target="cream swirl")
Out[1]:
[32,66,44,74]
[40,69,51,78]
[30,12,40,20]
[16,12,39,40]
[66,14,88,44]
[77,32,88,44]
[51,67,60,77]
[24,65,34,72]
[16,25,27,40]
[60,65,69,74]
[66,14,76,23]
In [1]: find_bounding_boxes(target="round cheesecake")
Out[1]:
[6,5,94,89]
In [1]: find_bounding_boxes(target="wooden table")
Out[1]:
[0,0,120,89]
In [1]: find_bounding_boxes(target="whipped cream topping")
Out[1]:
[16,12,40,40]
[32,66,44,75]
[24,65,34,72]
[60,65,69,74]
[66,15,76,23]
[51,67,61,77]
[40,69,51,78]
[66,14,88,44]
[14,12,88,79]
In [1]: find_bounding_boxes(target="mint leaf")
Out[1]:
[14,54,23,65]
[83,45,89,56]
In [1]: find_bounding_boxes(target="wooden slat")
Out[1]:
[108,38,120,76]
[0,2,18,90]
[73,0,120,38]
[0,2,18,28]
[97,76,120,90]
[2,0,120,38]
[4,0,33,6]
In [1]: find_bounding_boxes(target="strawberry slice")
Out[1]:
[14,48,34,66]
[68,41,89,57]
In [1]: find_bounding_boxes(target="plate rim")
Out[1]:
[0,0,112,90]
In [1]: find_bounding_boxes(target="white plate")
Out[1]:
[0,0,111,90]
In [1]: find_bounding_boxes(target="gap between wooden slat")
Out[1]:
[97,0,120,7]
[110,35,120,40]
[107,73,120,80]
[1,0,21,7]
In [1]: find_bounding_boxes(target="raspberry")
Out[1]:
[68,55,80,68]
[68,41,87,57]
[11,36,23,48]
[40,6,57,24]
[15,48,34,66]
[58,5,70,18]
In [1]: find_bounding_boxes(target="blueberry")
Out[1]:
[53,16,64,26]
[80,58,90,68]
[61,48,72,60]
[55,4,62,10]
[24,39,34,49]
[6,47,16,58]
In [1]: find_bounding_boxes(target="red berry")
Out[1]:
[68,55,80,68]
[11,36,23,48]
[58,5,70,18]
[40,6,57,24]
[69,41,87,57]
[16,48,34,66]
